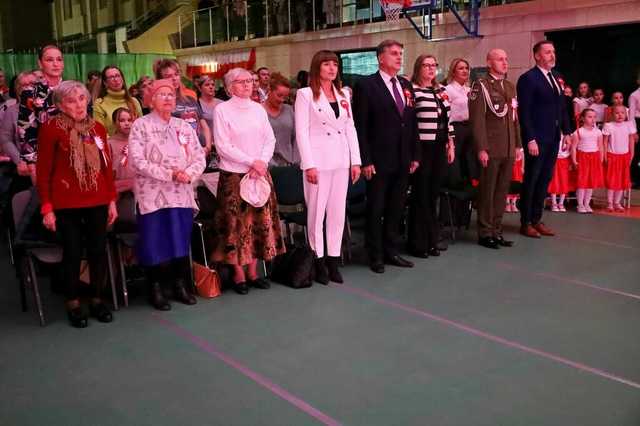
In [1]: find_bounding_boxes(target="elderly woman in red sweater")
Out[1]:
[36,80,118,328]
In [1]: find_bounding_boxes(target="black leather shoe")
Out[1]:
[384,254,414,268]
[408,249,429,258]
[233,282,249,295]
[326,256,343,284]
[478,236,500,249]
[314,256,329,285]
[495,236,514,247]
[370,261,385,274]
[149,282,171,311]
[249,278,271,289]
[67,307,88,328]
[436,241,448,251]
[89,302,113,323]
[428,247,441,257]
[174,279,197,305]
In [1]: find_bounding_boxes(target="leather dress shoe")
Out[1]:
[149,282,171,311]
[384,254,414,268]
[520,224,541,238]
[67,307,88,328]
[369,261,385,274]
[408,248,429,259]
[533,222,555,236]
[428,247,441,257]
[249,278,271,289]
[89,302,113,323]
[495,236,514,247]
[478,236,500,249]
[233,282,249,295]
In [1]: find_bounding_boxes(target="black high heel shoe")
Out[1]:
[67,306,88,328]
[89,302,113,323]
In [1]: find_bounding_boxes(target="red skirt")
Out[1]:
[548,157,572,194]
[576,151,604,189]
[511,158,523,183]
[605,152,631,190]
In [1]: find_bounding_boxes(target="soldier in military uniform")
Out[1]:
[469,49,523,249]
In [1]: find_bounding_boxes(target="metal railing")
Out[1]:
[175,0,532,49]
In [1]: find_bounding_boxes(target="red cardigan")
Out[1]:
[36,118,117,215]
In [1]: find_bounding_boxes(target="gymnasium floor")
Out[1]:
[1,211,639,426]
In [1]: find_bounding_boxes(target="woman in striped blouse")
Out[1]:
[407,54,455,258]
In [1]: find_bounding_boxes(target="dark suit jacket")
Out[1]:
[353,72,419,173]
[516,67,570,147]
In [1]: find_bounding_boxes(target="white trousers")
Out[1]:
[303,168,349,257]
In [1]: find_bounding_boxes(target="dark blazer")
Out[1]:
[353,72,419,173]
[516,67,570,146]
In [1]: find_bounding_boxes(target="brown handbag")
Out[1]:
[193,262,221,298]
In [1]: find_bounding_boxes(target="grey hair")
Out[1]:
[223,67,251,90]
[53,80,90,106]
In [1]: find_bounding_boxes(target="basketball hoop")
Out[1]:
[380,0,411,22]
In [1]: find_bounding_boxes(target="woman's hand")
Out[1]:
[42,212,56,232]
[362,165,376,180]
[17,161,29,176]
[305,168,318,184]
[107,201,118,226]
[251,160,267,177]
[351,165,361,184]
[172,170,191,184]
[447,143,455,164]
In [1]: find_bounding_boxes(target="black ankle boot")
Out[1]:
[314,256,329,285]
[149,282,171,311]
[326,256,343,284]
[174,279,197,305]
[67,306,88,328]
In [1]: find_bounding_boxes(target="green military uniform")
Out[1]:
[469,74,522,239]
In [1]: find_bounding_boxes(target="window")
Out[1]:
[63,0,73,19]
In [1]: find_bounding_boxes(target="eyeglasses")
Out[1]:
[422,63,439,68]
[155,93,176,100]
[233,79,254,85]
[105,75,123,81]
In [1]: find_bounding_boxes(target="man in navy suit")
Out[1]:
[353,39,420,273]
[516,40,572,238]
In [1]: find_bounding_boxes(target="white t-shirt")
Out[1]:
[603,121,634,154]
[590,103,607,123]
[574,126,602,153]
[573,97,592,114]
[444,81,470,122]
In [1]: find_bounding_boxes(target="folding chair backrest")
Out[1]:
[271,166,304,206]
[12,190,32,229]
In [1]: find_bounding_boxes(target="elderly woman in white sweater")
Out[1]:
[211,68,285,295]
[129,78,206,311]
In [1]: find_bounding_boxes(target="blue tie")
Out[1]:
[390,77,405,115]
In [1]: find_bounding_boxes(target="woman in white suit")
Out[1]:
[295,50,361,284]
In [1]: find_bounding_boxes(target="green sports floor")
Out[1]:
[1,212,639,426]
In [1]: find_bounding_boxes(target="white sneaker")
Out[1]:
[551,204,559,212]
[585,205,593,213]
[615,204,626,212]
[511,200,519,213]
[558,204,566,212]
[577,205,588,214]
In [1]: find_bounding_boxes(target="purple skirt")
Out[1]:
[137,207,193,266]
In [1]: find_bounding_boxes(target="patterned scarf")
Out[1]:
[55,113,102,192]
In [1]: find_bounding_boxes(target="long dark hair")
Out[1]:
[99,65,139,118]
[308,50,345,101]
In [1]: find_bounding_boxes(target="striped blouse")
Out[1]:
[413,84,455,142]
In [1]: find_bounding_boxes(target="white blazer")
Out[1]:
[294,86,361,171]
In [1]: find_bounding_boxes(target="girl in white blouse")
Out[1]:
[295,50,361,284]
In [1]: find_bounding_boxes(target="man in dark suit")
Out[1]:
[353,39,420,274]
[516,40,571,238]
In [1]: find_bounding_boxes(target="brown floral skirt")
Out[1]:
[210,171,286,266]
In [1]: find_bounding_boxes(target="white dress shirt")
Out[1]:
[444,80,470,123]
[213,96,276,173]
[379,70,405,107]
[629,87,640,120]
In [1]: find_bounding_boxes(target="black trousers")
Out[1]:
[632,118,640,186]
[408,137,448,251]
[451,122,479,182]
[56,206,108,301]
[520,141,559,226]
[365,169,410,261]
